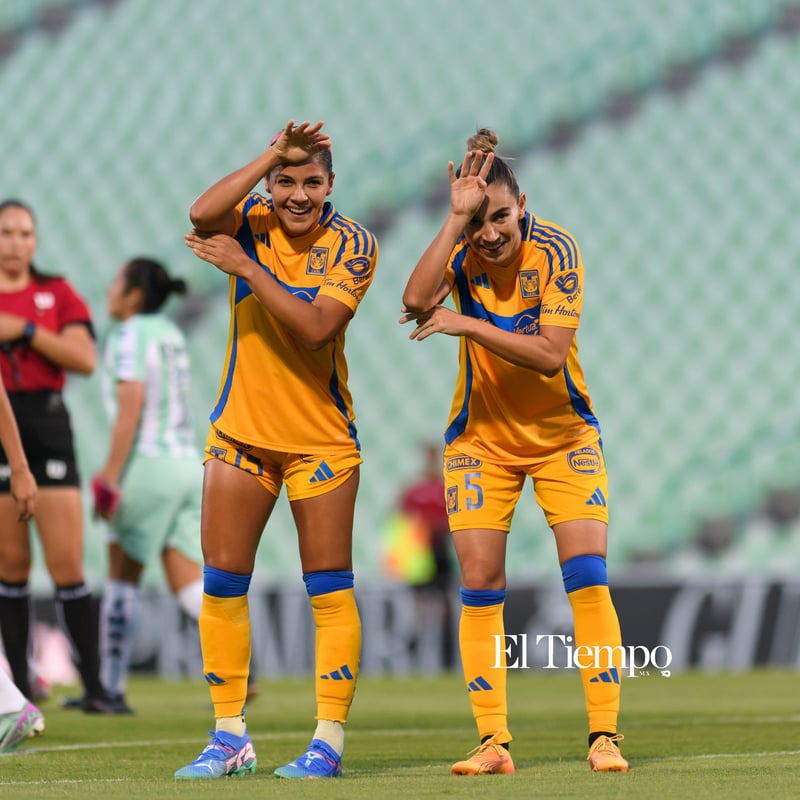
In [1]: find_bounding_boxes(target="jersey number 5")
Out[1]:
[464,472,484,510]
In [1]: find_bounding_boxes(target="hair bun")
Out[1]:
[466,128,499,154]
[169,278,188,296]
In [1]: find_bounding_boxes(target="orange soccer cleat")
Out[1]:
[587,734,630,772]
[451,732,515,776]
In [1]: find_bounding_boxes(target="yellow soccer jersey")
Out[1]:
[443,212,599,462]
[209,194,377,454]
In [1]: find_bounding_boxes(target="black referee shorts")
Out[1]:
[0,390,81,491]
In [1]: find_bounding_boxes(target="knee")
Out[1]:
[459,558,506,591]
[46,555,85,587]
[0,551,32,582]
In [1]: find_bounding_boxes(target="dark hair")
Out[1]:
[312,147,333,176]
[459,128,520,200]
[0,198,59,281]
[267,149,333,184]
[0,198,34,218]
[123,257,187,313]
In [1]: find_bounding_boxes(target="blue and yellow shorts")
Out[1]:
[443,438,609,532]
[204,425,361,501]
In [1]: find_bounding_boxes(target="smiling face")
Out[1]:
[0,204,37,282]
[266,159,334,238]
[464,183,526,268]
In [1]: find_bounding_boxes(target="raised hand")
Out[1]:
[400,304,468,340]
[270,119,331,165]
[447,150,495,219]
[184,230,255,279]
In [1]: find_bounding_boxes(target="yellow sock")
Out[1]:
[311,587,361,723]
[459,597,511,744]
[199,592,251,719]
[567,584,622,734]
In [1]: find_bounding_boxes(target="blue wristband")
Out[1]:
[21,322,36,344]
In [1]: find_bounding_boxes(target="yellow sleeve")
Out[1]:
[318,240,378,313]
[540,242,584,329]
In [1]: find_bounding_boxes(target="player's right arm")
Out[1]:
[401,215,461,313]
[96,379,145,490]
[189,120,330,234]
[402,151,494,313]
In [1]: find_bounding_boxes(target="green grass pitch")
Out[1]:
[2,670,798,799]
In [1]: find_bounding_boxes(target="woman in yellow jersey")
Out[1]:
[401,129,629,775]
[175,120,377,780]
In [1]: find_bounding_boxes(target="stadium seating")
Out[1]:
[0,0,83,32]
[2,0,798,584]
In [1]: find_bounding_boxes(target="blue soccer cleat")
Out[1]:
[0,702,45,753]
[174,729,256,779]
[273,738,342,779]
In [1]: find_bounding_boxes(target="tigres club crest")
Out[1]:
[519,270,540,298]
[446,485,459,515]
[306,246,329,276]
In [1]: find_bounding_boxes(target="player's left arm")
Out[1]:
[411,250,584,376]
[409,307,575,376]
[467,319,574,376]
[184,230,367,350]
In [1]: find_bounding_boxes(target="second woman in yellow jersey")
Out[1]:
[175,120,377,781]
[401,129,629,776]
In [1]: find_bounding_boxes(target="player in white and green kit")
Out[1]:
[94,257,204,712]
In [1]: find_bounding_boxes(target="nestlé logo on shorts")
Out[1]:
[567,447,601,475]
